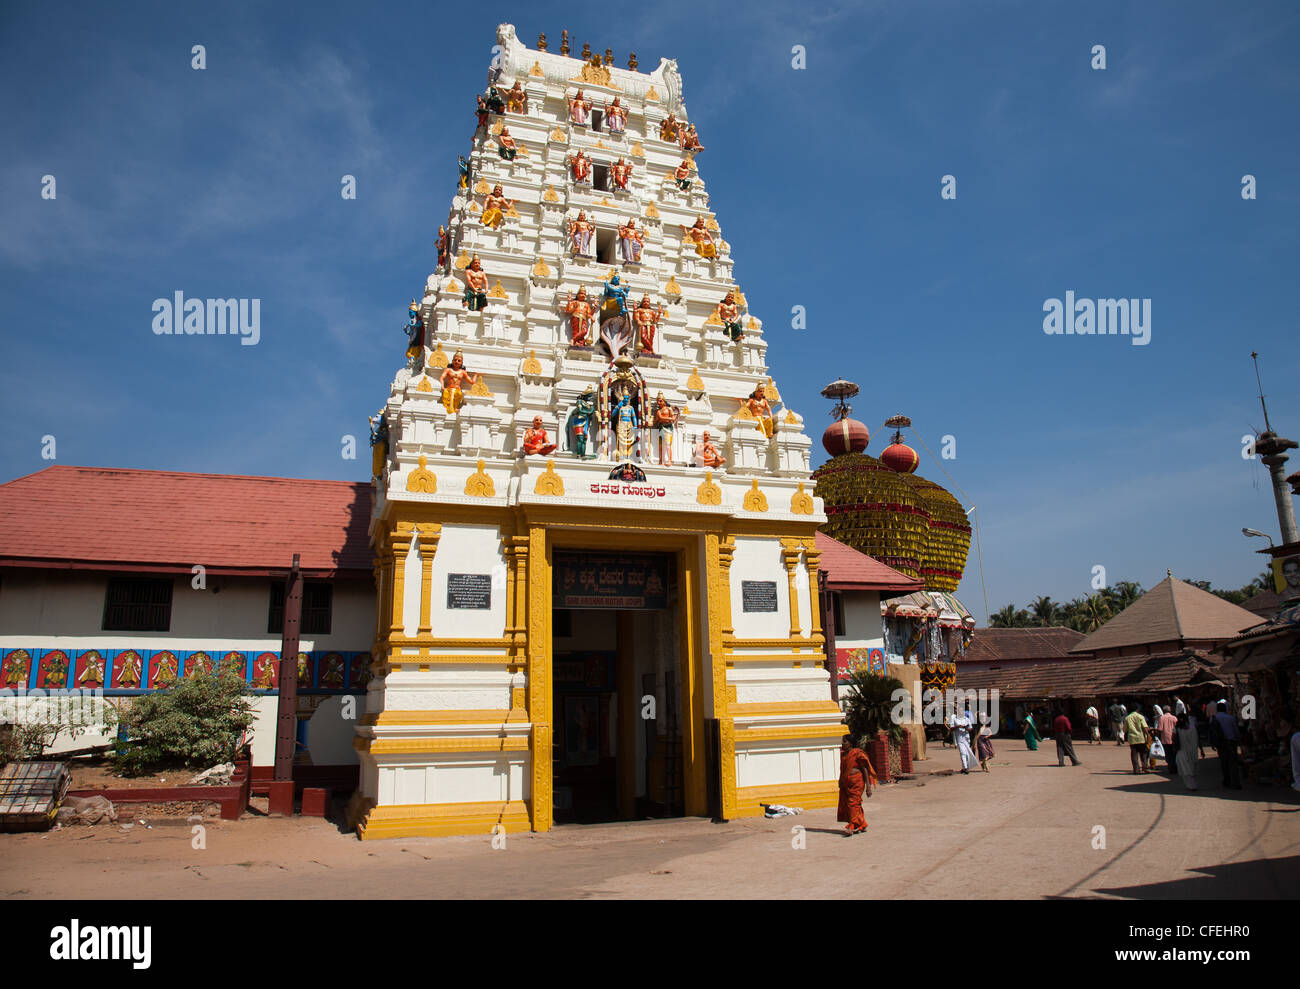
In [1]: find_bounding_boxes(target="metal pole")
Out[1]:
[820,571,839,704]
[274,553,303,781]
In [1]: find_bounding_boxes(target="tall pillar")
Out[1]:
[388,523,416,639]
[526,524,552,831]
[1256,431,1299,544]
[415,523,441,634]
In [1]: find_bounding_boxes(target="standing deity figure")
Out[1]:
[680,123,705,152]
[77,651,104,687]
[522,415,558,456]
[440,350,482,415]
[632,295,664,354]
[660,112,680,142]
[568,88,593,125]
[717,291,745,341]
[321,653,345,688]
[458,155,470,190]
[680,217,716,257]
[610,157,632,192]
[1,650,27,687]
[612,390,640,461]
[602,272,630,316]
[253,654,276,688]
[152,652,178,688]
[569,388,597,458]
[116,650,142,687]
[484,86,506,114]
[505,80,528,114]
[568,149,591,184]
[475,94,490,130]
[462,255,489,311]
[563,287,595,346]
[404,300,425,362]
[618,218,644,263]
[41,652,67,687]
[673,160,693,191]
[653,393,679,465]
[695,430,726,468]
[497,127,518,160]
[481,184,514,229]
[605,96,627,135]
[435,224,450,269]
[745,382,774,438]
[568,211,594,257]
[368,411,389,479]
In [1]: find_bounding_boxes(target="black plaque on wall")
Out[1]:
[447,573,492,610]
[741,580,779,613]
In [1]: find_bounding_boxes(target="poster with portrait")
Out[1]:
[1273,554,1300,597]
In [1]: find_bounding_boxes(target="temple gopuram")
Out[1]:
[351,25,840,838]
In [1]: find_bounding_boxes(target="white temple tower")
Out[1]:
[349,24,843,838]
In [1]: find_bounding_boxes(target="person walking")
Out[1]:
[1053,709,1082,767]
[1085,704,1101,744]
[836,735,876,836]
[1156,704,1179,772]
[1108,700,1127,745]
[976,713,996,772]
[1209,701,1243,790]
[1123,704,1152,774]
[1175,712,1199,789]
[951,706,978,774]
[1022,710,1041,751]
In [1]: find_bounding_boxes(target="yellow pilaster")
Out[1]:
[389,523,415,638]
[780,538,802,638]
[415,523,441,634]
[711,533,738,818]
[802,538,824,639]
[527,524,552,830]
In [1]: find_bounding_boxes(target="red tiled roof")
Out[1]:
[961,626,1085,663]
[1069,576,1260,653]
[0,466,372,577]
[815,532,924,592]
[957,649,1225,700]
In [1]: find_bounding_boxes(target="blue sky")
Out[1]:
[2,0,1297,618]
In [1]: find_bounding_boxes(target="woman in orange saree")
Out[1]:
[837,735,877,836]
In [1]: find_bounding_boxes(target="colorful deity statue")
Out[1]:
[563,287,595,346]
[745,382,774,438]
[602,272,630,317]
[681,217,716,258]
[569,388,597,458]
[436,224,450,269]
[253,653,277,688]
[77,650,105,687]
[568,149,591,184]
[618,218,644,263]
[404,299,425,362]
[633,295,663,354]
[505,80,528,114]
[612,390,640,461]
[296,653,312,686]
[458,155,469,190]
[321,653,346,689]
[660,112,680,142]
[568,88,593,125]
[462,255,489,311]
[610,157,632,192]
[605,96,627,135]
[475,94,490,130]
[368,411,389,479]
[695,430,726,468]
[116,650,142,687]
[440,350,481,415]
[717,291,745,341]
[673,160,693,191]
[484,86,506,114]
[568,211,594,257]
[1,650,29,687]
[653,393,679,464]
[680,123,704,152]
[497,127,518,161]
[481,184,514,229]
[522,415,558,456]
[41,651,68,688]
[152,652,179,688]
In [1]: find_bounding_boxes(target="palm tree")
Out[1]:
[990,604,1019,628]
[842,671,907,746]
[1078,593,1111,633]
[1029,595,1058,627]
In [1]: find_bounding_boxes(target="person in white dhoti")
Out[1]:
[1175,712,1199,789]
[951,707,977,774]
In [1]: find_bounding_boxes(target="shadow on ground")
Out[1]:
[1092,855,1300,899]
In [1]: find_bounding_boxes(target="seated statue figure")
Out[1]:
[695,430,726,468]
[522,415,557,456]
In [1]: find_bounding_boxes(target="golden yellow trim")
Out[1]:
[360,736,529,755]
[734,404,755,421]
[474,177,491,194]
[704,309,723,326]
[696,471,722,506]
[427,342,449,369]
[790,482,814,515]
[414,521,441,633]
[521,349,542,375]
[354,800,531,840]
[723,652,811,664]
[454,251,469,270]
[733,724,847,743]
[488,279,508,299]
[532,257,551,278]
[415,376,433,393]
[534,460,565,496]
[490,121,504,136]
[763,377,781,402]
[732,781,837,819]
[742,479,769,513]
[465,459,496,497]
[685,365,703,390]
[388,525,415,637]
[705,217,719,232]
[550,127,567,142]
[444,277,461,293]
[363,709,526,726]
[529,60,544,77]
[646,85,659,101]
[405,455,437,494]
[527,523,552,830]
[731,701,842,715]
[543,185,560,203]
[511,686,526,709]
[630,141,645,157]
[783,409,798,425]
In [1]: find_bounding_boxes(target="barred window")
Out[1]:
[268,581,333,635]
[102,577,173,632]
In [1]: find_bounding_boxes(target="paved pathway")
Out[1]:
[4,742,1297,898]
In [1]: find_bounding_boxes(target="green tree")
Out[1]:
[842,671,907,746]
[1028,595,1059,627]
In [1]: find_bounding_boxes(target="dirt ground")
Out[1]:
[3,741,1297,899]
[65,756,200,792]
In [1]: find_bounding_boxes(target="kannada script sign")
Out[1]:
[553,551,670,610]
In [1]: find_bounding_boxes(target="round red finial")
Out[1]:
[881,442,919,473]
[822,418,870,457]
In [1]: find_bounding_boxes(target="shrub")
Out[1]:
[843,671,907,748]
[111,667,255,776]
